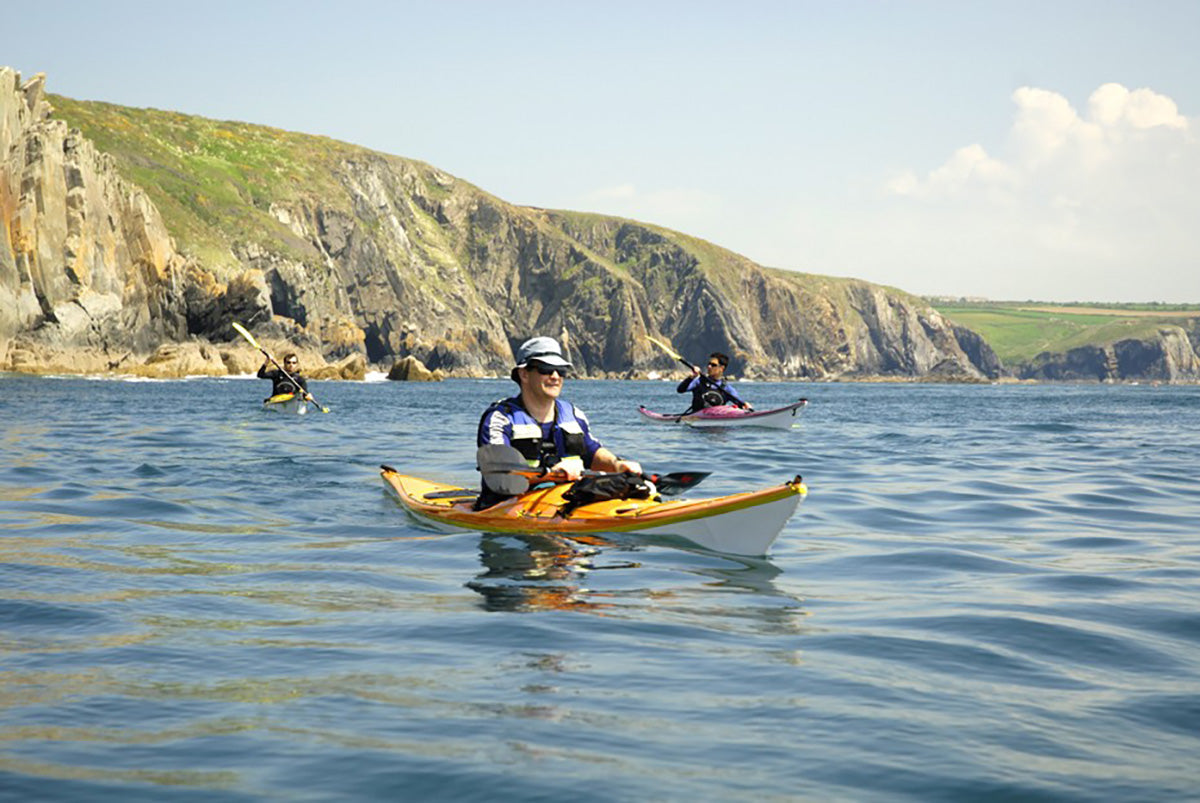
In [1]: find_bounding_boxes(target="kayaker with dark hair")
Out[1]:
[257,353,314,402]
[476,336,642,508]
[677,352,754,412]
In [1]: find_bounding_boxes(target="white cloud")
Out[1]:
[1011,86,1088,163]
[1089,83,1186,130]
[893,83,1192,199]
[890,144,1017,199]
[875,83,1199,301]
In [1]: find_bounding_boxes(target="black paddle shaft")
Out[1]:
[475,444,708,496]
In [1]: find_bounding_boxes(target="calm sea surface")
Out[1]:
[1,375,1198,801]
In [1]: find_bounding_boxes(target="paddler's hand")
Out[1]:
[614,459,642,476]
[690,365,701,378]
[591,448,638,476]
[548,459,584,481]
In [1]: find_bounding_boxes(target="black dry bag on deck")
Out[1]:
[561,474,654,517]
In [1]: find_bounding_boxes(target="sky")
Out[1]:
[7,0,1200,302]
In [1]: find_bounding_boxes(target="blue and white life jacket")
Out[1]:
[490,398,588,470]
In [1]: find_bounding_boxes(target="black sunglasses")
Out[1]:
[707,361,722,368]
[529,363,566,376]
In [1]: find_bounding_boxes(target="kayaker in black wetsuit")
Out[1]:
[257,353,314,402]
[676,352,754,413]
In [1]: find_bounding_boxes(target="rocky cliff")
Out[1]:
[0,68,353,377]
[1020,325,1200,382]
[1,68,1001,381]
[1,69,186,369]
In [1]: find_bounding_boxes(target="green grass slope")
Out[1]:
[49,95,372,271]
[932,302,1200,364]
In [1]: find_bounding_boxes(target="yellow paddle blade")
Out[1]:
[231,322,263,351]
[646,335,683,361]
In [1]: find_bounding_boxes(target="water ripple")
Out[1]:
[1,377,1199,800]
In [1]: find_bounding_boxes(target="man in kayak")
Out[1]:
[257,354,315,403]
[476,336,642,507]
[677,352,754,412]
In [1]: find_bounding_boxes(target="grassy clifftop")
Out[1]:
[931,301,1200,363]
[49,95,368,271]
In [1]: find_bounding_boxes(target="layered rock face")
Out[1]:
[1021,325,1200,382]
[2,68,1001,381]
[537,216,998,379]
[0,69,356,377]
[0,69,186,363]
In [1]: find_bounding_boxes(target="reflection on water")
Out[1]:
[468,533,620,613]
[467,531,811,648]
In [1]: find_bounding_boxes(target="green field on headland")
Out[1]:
[929,300,1200,364]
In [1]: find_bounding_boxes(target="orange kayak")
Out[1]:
[381,466,806,556]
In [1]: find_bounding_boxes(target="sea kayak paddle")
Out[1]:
[647,335,696,371]
[475,444,710,497]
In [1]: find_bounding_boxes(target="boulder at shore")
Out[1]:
[387,355,442,382]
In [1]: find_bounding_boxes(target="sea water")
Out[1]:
[1,376,1198,801]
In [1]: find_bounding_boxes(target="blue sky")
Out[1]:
[9,1,1200,301]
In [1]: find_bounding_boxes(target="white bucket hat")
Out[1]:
[514,336,571,369]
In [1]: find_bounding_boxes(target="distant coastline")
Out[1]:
[4,67,1197,386]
